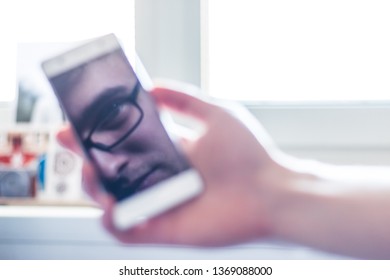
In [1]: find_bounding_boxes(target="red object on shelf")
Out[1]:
[0,133,37,168]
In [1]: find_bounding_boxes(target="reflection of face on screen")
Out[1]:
[50,49,189,201]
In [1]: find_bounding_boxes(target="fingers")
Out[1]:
[81,163,102,201]
[151,86,220,122]
[100,197,156,244]
[56,125,83,155]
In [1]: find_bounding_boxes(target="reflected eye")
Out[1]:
[86,84,143,150]
[97,101,128,132]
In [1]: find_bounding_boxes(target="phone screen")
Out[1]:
[47,45,191,202]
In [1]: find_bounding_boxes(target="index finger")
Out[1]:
[151,86,220,122]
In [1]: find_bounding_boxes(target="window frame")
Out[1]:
[200,0,390,160]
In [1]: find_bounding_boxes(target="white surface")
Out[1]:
[0,205,347,260]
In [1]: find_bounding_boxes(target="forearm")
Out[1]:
[266,161,390,259]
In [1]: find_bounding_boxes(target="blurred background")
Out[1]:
[0,0,389,259]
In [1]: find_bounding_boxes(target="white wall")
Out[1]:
[0,103,14,125]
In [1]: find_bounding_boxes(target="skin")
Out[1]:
[58,84,390,259]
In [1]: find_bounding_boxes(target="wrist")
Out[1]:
[256,157,321,240]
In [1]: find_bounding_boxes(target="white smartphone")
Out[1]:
[42,34,203,230]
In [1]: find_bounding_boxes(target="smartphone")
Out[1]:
[42,34,203,230]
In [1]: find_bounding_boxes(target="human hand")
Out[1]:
[57,85,289,246]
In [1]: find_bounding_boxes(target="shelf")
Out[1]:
[0,197,97,208]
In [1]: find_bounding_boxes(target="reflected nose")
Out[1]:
[89,149,128,180]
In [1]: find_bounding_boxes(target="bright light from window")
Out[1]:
[205,0,390,102]
[0,0,134,102]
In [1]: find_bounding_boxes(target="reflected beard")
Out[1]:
[107,163,177,202]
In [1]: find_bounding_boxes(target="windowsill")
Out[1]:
[245,104,390,149]
[0,204,348,259]
[242,100,390,109]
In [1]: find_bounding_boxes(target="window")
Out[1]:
[203,0,390,103]
[201,0,390,165]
